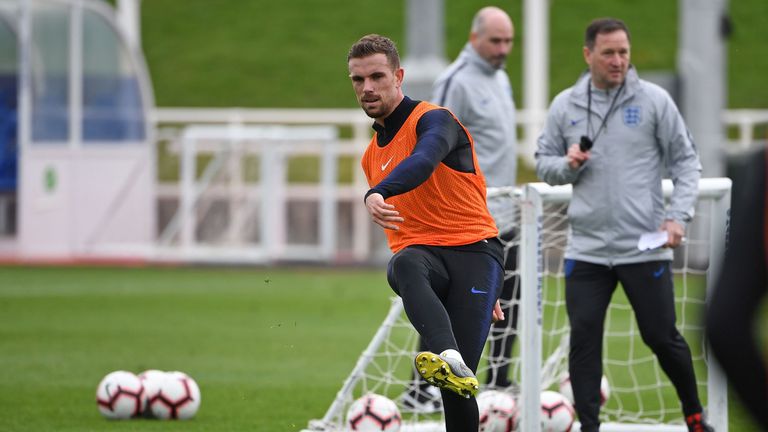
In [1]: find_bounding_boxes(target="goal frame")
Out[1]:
[302,177,731,432]
[516,178,731,432]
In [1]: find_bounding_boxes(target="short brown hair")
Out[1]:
[585,18,631,50]
[347,34,401,70]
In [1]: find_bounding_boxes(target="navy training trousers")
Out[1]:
[387,239,504,432]
[565,259,703,432]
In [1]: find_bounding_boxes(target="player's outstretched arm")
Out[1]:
[365,192,404,230]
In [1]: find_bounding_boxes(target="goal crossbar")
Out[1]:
[303,177,731,432]
[517,178,731,432]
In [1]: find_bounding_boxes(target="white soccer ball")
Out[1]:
[558,372,610,407]
[148,370,201,420]
[138,369,167,418]
[95,370,145,419]
[346,393,402,432]
[477,390,517,432]
[540,390,575,432]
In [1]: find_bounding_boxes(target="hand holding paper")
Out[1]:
[637,231,669,251]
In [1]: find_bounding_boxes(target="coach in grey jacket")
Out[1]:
[433,6,520,392]
[432,9,517,232]
[535,18,713,432]
[536,66,700,264]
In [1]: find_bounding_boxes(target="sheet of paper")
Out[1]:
[637,231,668,251]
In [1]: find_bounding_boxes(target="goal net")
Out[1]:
[303,178,730,432]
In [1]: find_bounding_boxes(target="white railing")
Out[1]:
[721,109,768,152]
[152,107,767,264]
[153,107,375,264]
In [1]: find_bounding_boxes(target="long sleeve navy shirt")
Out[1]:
[366,96,475,201]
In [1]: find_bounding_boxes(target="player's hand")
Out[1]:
[660,219,685,248]
[365,193,404,230]
[491,300,505,323]
[567,143,590,169]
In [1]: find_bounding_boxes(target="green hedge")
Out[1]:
[140,0,767,109]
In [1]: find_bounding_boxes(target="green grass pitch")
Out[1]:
[0,266,760,431]
[0,266,391,431]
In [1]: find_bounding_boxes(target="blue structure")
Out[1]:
[0,75,17,192]
[2,0,155,259]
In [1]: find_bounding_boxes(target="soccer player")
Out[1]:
[403,6,520,412]
[706,146,768,430]
[432,6,520,391]
[347,34,505,431]
[535,18,713,432]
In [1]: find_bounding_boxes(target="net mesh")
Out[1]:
[518,198,712,426]
[306,185,720,431]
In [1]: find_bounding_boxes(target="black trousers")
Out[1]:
[565,259,703,432]
[387,240,504,432]
[414,231,520,387]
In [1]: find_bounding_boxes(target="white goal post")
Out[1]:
[304,177,731,432]
[516,178,730,432]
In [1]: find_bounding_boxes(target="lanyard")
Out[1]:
[584,79,625,149]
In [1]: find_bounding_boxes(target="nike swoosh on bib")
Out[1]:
[470,287,488,294]
[381,157,394,171]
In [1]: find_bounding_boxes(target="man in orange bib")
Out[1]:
[348,34,505,431]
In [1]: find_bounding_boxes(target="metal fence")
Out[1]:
[152,107,767,265]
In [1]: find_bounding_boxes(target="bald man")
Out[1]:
[432,6,520,390]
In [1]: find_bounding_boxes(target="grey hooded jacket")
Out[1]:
[431,43,517,233]
[535,67,701,265]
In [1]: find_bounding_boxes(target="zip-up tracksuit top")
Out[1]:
[431,43,518,232]
[535,66,702,265]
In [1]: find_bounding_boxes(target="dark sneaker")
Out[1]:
[400,386,442,414]
[686,413,715,432]
[414,351,479,399]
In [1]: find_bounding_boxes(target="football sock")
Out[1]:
[440,349,465,364]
